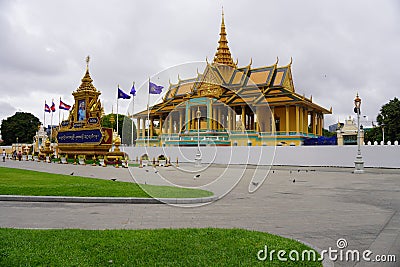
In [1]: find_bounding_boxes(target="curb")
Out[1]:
[0,195,218,204]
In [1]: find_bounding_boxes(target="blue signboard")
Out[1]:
[57,129,103,144]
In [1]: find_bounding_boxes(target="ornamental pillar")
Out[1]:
[296,105,300,134]
[285,105,290,135]
[241,105,246,131]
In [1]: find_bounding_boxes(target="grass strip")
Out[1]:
[0,167,212,198]
[0,228,322,266]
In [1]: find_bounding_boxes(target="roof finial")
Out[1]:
[212,7,236,68]
[86,55,90,70]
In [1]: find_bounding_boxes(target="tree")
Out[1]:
[364,97,400,143]
[101,114,137,145]
[0,112,41,145]
[376,97,400,143]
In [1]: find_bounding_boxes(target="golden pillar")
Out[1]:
[137,118,141,139]
[312,112,316,135]
[150,118,154,138]
[168,113,173,134]
[219,107,223,130]
[285,105,290,135]
[271,107,275,135]
[188,108,192,130]
[231,109,235,131]
[179,110,183,133]
[159,116,163,135]
[305,110,309,135]
[241,105,246,131]
[300,106,304,134]
[295,105,300,134]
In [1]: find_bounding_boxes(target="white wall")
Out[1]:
[123,145,400,168]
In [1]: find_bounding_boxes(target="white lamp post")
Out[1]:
[194,106,202,167]
[354,93,364,174]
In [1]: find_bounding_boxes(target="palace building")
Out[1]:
[134,12,331,146]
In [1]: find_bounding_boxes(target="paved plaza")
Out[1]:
[1,160,399,266]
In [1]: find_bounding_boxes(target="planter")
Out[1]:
[27,155,32,161]
[142,160,149,167]
[78,158,85,165]
[98,159,105,167]
[60,157,67,164]
[159,159,166,167]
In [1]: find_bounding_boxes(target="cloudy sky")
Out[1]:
[0,0,399,129]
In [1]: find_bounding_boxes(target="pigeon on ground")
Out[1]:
[145,169,149,172]
[292,179,296,183]
[252,181,259,186]
[194,174,200,179]
[70,172,74,175]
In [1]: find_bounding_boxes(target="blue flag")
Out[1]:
[118,87,131,99]
[149,81,163,94]
[130,84,136,96]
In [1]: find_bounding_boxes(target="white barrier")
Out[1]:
[123,145,400,168]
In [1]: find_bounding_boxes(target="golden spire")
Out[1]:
[213,8,236,68]
[77,55,97,92]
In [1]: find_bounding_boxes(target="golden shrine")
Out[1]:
[57,56,114,156]
[134,11,331,146]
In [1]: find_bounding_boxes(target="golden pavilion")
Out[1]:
[134,11,331,146]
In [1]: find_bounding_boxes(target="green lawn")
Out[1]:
[0,228,322,266]
[0,167,212,198]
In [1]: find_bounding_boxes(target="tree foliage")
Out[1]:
[0,112,41,145]
[101,114,137,145]
[365,97,400,143]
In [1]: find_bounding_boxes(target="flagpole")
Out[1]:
[50,99,54,142]
[147,78,151,147]
[44,100,46,128]
[131,82,135,146]
[58,97,61,126]
[117,84,119,137]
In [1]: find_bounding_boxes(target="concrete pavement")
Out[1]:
[0,160,399,266]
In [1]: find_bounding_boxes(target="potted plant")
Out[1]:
[158,155,167,167]
[78,155,86,165]
[98,155,105,167]
[141,154,149,167]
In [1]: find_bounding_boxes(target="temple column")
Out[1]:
[285,105,290,135]
[231,109,235,131]
[189,108,192,130]
[321,115,324,135]
[227,109,232,131]
[137,118,141,139]
[300,107,304,134]
[271,107,275,135]
[150,118,154,138]
[217,107,221,130]
[168,113,173,134]
[305,110,309,135]
[311,112,316,135]
[179,110,183,133]
[296,105,300,134]
[159,116,163,135]
[241,105,246,131]
[141,117,146,139]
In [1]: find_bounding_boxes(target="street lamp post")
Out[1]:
[194,106,202,167]
[354,93,364,174]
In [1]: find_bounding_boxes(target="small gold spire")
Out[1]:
[76,56,97,92]
[86,55,90,70]
[213,8,236,68]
